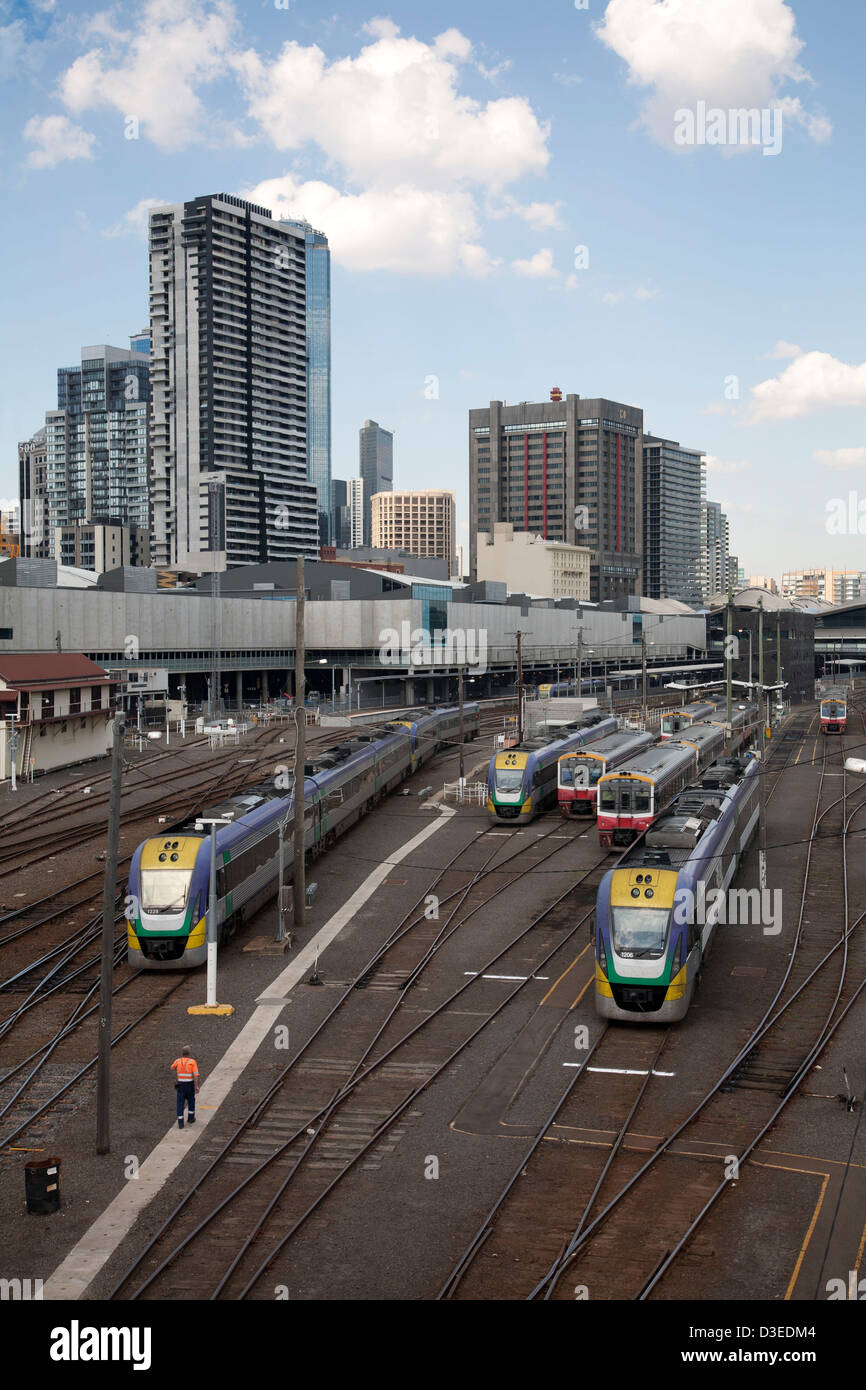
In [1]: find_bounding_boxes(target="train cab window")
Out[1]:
[599,784,615,811]
[611,907,669,957]
[618,788,632,812]
[633,787,651,813]
[141,869,192,914]
[559,763,574,787]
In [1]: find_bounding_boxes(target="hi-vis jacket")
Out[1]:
[171,1056,199,1083]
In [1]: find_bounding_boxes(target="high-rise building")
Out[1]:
[748,574,779,594]
[701,500,730,598]
[348,477,364,548]
[33,341,151,563]
[330,479,350,549]
[148,192,319,569]
[468,391,643,601]
[371,489,457,576]
[780,567,862,604]
[642,435,704,605]
[53,520,150,572]
[17,426,49,558]
[359,420,393,546]
[283,220,331,545]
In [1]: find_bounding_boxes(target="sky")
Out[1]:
[1,0,864,581]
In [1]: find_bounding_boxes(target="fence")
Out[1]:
[443,780,488,806]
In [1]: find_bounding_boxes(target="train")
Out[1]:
[593,753,760,1021]
[538,677,607,699]
[660,699,724,739]
[126,703,479,970]
[819,689,847,734]
[557,729,655,817]
[596,709,758,850]
[488,715,618,823]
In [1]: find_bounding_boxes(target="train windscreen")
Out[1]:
[598,779,652,813]
[561,758,603,787]
[140,869,193,913]
[611,906,669,956]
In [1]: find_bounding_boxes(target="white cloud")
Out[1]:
[235,24,549,192]
[243,174,498,277]
[603,290,625,304]
[489,196,564,231]
[634,286,658,300]
[59,0,239,150]
[23,114,96,167]
[103,196,167,239]
[813,447,866,470]
[565,273,579,291]
[703,454,751,473]
[603,286,657,303]
[750,351,866,421]
[512,248,558,279]
[766,338,801,358]
[595,0,831,149]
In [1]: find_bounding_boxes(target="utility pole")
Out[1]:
[96,715,124,1154]
[275,811,291,944]
[641,629,648,721]
[6,713,17,793]
[457,665,465,785]
[577,630,583,701]
[757,597,767,892]
[293,556,306,934]
[725,587,733,756]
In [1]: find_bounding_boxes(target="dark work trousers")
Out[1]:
[176,1080,196,1121]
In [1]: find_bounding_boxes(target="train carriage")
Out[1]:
[488,716,617,823]
[819,689,847,734]
[593,755,760,1021]
[660,700,721,740]
[558,729,655,817]
[596,740,698,849]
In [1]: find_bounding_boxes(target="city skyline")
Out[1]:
[2,0,864,580]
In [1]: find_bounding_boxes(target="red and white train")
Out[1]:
[557,730,654,817]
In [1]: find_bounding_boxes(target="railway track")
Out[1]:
[106,811,608,1299]
[437,696,866,1300]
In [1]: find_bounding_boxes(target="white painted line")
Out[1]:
[464,972,549,981]
[43,806,456,1301]
[562,1064,675,1076]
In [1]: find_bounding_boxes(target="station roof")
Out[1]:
[0,653,115,692]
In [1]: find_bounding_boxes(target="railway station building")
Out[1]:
[0,653,116,781]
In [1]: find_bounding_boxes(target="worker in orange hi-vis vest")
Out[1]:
[170,1047,200,1129]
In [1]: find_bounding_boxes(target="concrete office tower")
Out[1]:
[148,193,319,570]
[36,340,151,563]
[348,477,364,548]
[371,489,457,576]
[469,391,643,602]
[359,419,393,546]
[18,426,49,559]
[283,220,331,545]
[701,499,730,598]
[642,435,705,605]
[476,522,591,599]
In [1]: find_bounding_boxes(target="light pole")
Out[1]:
[5,713,17,792]
[189,814,234,1017]
[276,810,291,944]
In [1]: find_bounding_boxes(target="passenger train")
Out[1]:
[126,704,478,970]
[593,754,760,1021]
[488,715,618,823]
[660,699,724,739]
[819,688,847,734]
[557,729,655,817]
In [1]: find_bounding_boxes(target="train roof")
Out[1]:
[600,740,696,779]
[617,757,756,868]
[559,729,652,759]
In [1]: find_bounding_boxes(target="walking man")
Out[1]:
[170,1047,200,1128]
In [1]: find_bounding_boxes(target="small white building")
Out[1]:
[476,523,591,601]
[0,654,117,782]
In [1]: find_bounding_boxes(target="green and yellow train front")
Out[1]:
[126,835,209,969]
[594,867,692,1022]
[488,749,535,821]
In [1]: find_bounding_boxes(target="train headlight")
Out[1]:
[670,935,683,977]
[631,887,640,898]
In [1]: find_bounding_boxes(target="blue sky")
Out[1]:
[2,0,864,580]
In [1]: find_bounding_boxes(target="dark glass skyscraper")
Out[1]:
[359,419,393,546]
[284,220,331,545]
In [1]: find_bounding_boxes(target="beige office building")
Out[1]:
[371,489,457,576]
[476,522,591,600]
